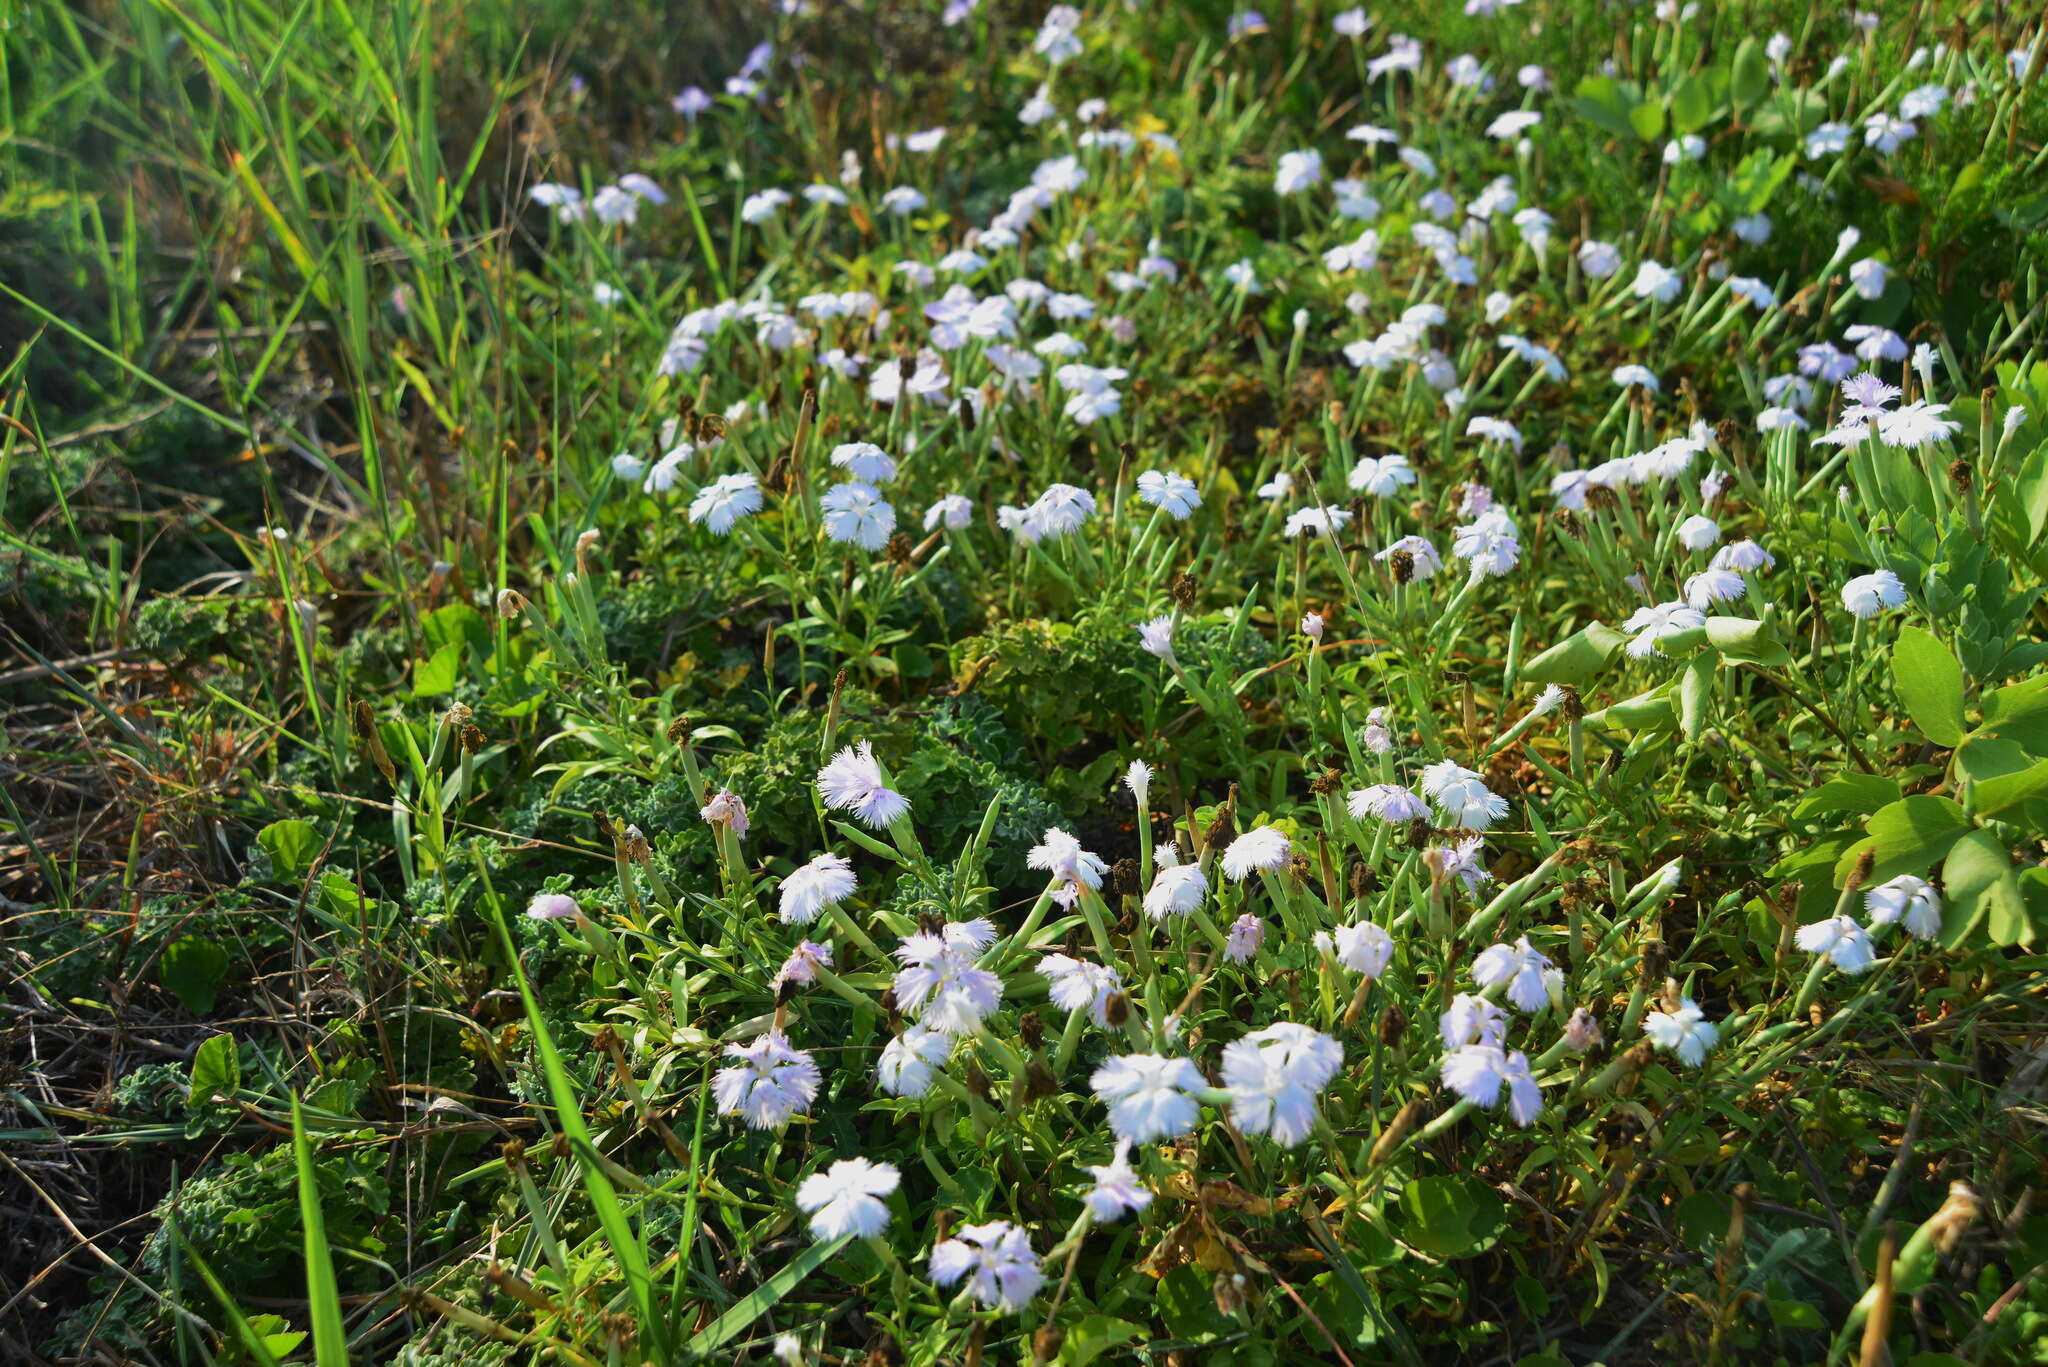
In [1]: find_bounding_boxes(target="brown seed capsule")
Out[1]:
[1377,1000,1408,1046]
[666,715,694,745]
[1388,549,1415,584]
[1558,683,1585,722]
[886,531,914,565]
[1025,1059,1058,1101]
[1309,767,1342,797]
[1018,1010,1044,1050]
[1368,1098,1426,1166]
[1170,572,1199,608]
[1947,459,1972,492]
[958,394,978,433]
[1104,992,1132,1028]
[1585,484,1620,513]
[1847,849,1876,895]
[964,1061,992,1101]
[500,1137,527,1168]
[1350,862,1378,898]
[460,724,485,753]
[1642,939,1669,985]
[591,1026,621,1054]
[1032,1326,1065,1364]
[1113,857,1140,897]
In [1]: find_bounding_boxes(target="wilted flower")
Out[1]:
[700,788,750,840]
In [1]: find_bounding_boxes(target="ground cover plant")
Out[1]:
[4,0,2048,1363]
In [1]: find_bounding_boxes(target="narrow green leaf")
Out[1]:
[485,901,662,1351]
[291,1097,350,1367]
[683,1235,849,1356]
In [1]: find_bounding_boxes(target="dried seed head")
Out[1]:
[1018,1010,1044,1051]
[1350,861,1378,898]
[1947,459,1972,492]
[1032,1327,1065,1364]
[1113,857,1141,897]
[1170,571,1199,608]
[886,531,914,565]
[500,1137,527,1168]
[957,394,978,433]
[1377,1000,1408,1046]
[667,715,694,745]
[1025,1059,1058,1101]
[1309,767,1343,797]
[1558,683,1585,721]
[496,588,527,619]
[1104,991,1132,1028]
[1642,939,1669,984]
[1847,849,1876,894]
[1368,1098,1427,1166]
[460,724,486,753]
[1585,484,1621,513]
[1388,549,1415,584]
